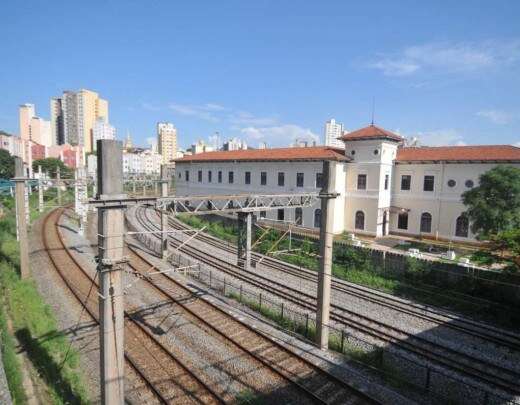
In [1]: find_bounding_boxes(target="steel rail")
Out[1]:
[42,208,225,405]
[135,205,520,397]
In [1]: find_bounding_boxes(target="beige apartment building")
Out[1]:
[18,103,52,147]
[19,103,35,141]
[157,122,177,164]
[51,89,109,152]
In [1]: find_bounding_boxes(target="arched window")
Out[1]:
[314,209,321,228]
[420,212,432,233]
[455,215,469,237]
[295,208,303,225]
[355,211,365,230]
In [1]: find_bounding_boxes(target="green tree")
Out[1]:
[0,149,15,179]
[32,158,72,178]
[462,166,520,239]
[489,229,520,271]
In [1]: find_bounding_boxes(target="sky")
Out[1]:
[1,1,520,149]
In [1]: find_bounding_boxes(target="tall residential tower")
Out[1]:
[324,118,345,149]
[51,89,109,152]
[157,122,177,164]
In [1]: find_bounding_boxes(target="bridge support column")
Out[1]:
[316,160,338,350]
[97,140,125,405]
[237,212,252,270]
[13,157,30,279]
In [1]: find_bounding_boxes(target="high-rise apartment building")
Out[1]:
[19,103,52,147]
[93,117,116,147]
[19,104,35,141]
[50,98,65,145]
[157,122,177,164]
[324,118,345,149]
[51,89,109,152]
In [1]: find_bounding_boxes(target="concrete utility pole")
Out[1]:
[97,140,125,404]
[237,212,252,270]
[75,167,88,235]
[56,166,62,206]
[142,179,147,197]
[38,165,44,213]
[316,160,338,350]
[160,165,169,259]
[13,157,30,279]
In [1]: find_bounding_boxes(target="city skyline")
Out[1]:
[1,2,520,149]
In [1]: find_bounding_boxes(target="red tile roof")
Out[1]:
[175,146,349,163]
[397,145,520,162]
[340,124,403,142]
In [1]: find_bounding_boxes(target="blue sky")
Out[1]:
[1,1,520,149]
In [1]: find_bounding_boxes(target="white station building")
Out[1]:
[175,125,520,243]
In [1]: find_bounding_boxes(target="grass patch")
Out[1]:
[0,192,90,404]
[0,309,26,404]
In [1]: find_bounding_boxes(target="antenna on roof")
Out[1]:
[370,96,375,126]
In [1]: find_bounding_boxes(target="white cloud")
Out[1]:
[228,111,278,126]
[368,40,520,76]
[476,110,514,125]
[240,124,319,146]
[368,60,420,76]
[413,129,466,147]
[168,103,220,122]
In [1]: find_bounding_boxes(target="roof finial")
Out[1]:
[371,96,375,126]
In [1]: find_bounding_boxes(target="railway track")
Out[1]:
[134,205,520,399]
[125,245,379,404]
[42,208,225,404]
[165,212,520,352]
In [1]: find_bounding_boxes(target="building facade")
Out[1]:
[19,104,52,146]
[157,122,177,164]
[51,89,109,152]
[175,125,520,243]
[223,137,248,151]
[93,118,116,147]
[123,149,163,175]
[324,118,345,149]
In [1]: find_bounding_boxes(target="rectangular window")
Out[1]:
[278,172,285,186]
[260,171,267,186]
[259,210,266,219]
[218,171,222,183]
[245,171,251,185]
[277,208,284,221]
[178,172,181,179]
[401,175,411,191]
[198,170,202,182]
[208,170,212,183]
[185,170,189,181]
[398,213,408,230]
[315,172,323,189]
[384,174,389,190]
[424,175,435,192]
[228,171,234,184]
[357,174,367,190]
[296,172,304,187]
